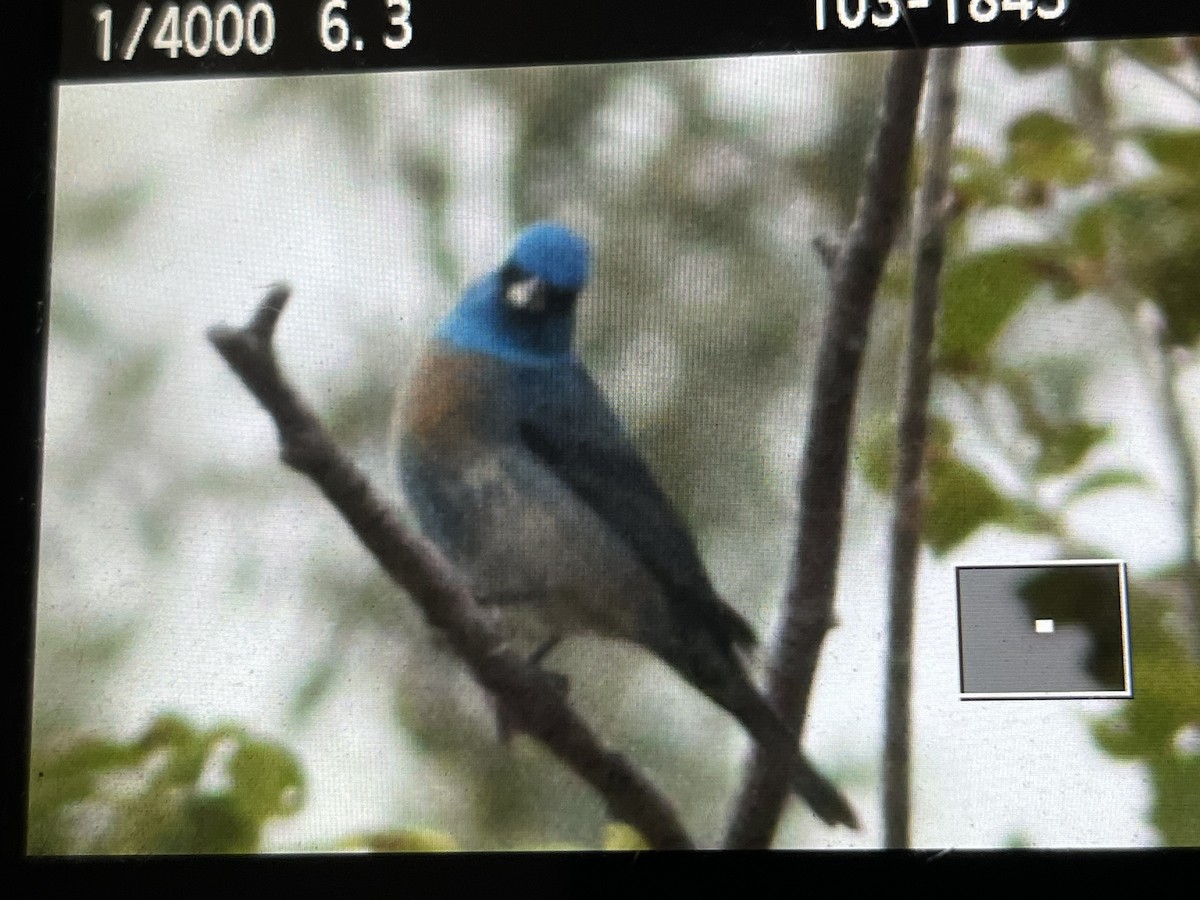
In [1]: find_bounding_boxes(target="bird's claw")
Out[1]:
[542,670,570,697]
[493,641,570,743]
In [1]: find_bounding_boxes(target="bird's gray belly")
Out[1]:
[401,445,665,653]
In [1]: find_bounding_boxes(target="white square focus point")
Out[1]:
[1035,618,1055,634]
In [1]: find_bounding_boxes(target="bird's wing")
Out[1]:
[515,361,757,653]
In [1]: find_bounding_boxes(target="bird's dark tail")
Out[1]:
[788,748,859,829]
[660,636,858,829]
[734,686,859,829]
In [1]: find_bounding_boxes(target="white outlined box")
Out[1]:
[956,560,1132,700]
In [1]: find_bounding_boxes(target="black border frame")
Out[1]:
[54,0,1200,82]
[13,0,1200,878]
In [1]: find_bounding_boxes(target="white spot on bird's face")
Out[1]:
[505,277,542,311]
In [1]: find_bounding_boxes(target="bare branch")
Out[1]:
[813,234,841,271]
[1072,43,1200,660]
[1141,308,1200,660]
[1158,340,1200,659]
[883,47,962,850]
[725,49,929,848]
[208,287,694,850]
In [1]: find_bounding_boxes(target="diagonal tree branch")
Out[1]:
[725,49,929,849]
[883,47,962,850]
[208,285,694,850]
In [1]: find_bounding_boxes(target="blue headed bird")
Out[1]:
[396,222,857,828]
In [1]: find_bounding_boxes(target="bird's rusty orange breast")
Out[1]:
[398,348,495,454]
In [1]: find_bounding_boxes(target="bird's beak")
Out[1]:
[505,276,547,312]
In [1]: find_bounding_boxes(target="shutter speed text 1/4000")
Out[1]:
[90,0,414,63]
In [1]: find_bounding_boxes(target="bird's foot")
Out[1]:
[493,637,569,744]
[530,635,570,697]
[541,669,570,697]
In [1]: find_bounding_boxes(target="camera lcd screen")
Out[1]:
[26,1,1200,853]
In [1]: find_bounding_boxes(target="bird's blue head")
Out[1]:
[436,222,591,365]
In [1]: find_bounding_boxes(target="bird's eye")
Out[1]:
[505,277,542,311]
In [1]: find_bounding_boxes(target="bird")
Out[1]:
[394,221,857,829]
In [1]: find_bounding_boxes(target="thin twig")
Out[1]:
[813,235,841,271]
[882,47,962,850]
[724,49,930,849]
[1154,332,1200,659]
[1073,44,1200,659]
[207,285,694,850]
[1126,117,1200,660]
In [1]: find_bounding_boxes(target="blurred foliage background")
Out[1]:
[29,39,1200,851]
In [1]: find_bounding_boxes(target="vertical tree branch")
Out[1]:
[1154,331,1200,659]
[882,47,961,850]
[1072,44,1200,659]
[725,49,929,848]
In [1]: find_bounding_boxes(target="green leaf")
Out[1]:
[1065,469,1149,503]
[29,715,305,854]
[858,417,897,494]
[1091,588,1200,828]
[138,714,198,752]
[1104,180,1200,346]
[864,416,1056,555]
[345,829,460,852]
[62,737,147,773]
[1132,128,1200,179]
[858,416,952,496]
[938,246,1058,365]
[952,146,1012,209]
[1001,43,1068,73]
[1152,751,1200,846]
[1070,203,1109,258]
[1035,422,1111,476]
[1007,112,1096,186]
[995,499,1054,536]
[924,454,1015,554]
[228,739,306,820]
[167,794,258,854]
[1119,38,1184,68]
[603,822,651,851]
